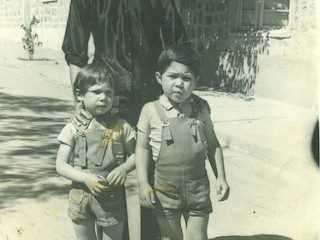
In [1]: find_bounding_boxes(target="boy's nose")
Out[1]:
[175,78,184,87]
[99,93,107,101]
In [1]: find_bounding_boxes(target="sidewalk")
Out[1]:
[2,38,317,166]
[0,38,319,240]
[196,90,318,166]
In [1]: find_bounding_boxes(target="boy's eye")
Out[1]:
[167,73,194,82]
[91,90,113,95]
[182,76,192,82]
[168,74,178,79]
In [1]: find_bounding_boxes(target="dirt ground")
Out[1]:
[0,39,75,240]
[0,39,319,240]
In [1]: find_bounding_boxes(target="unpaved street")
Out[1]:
[0,39,319,240]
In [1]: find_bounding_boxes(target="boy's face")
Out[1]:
[76,82,114,116]
[156,61,198,103]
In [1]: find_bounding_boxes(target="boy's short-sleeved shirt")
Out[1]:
[137,94,214,161]
[58,118,135,168]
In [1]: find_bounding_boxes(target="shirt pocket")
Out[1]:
[154,175,180,209]
[187,177,211,209]
[69,189,84,205]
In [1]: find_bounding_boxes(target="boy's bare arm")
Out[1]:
[122,137,137,173]
[135,130,155,209]
[206,129,230,201]
[106,153,135,186]
[56,143,106,195]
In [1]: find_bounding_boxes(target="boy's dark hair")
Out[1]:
[73,61,115,96]
[157,44,200,77]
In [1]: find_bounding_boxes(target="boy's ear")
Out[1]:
[74,89,83,102]
[155,72,162,85]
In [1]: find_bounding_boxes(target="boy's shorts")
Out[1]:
[68,184,126,227]
[153,163,212,219]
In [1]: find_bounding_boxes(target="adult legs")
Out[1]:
[117,86,162,127]
[101,222,124,240]
[141,153,161,239]
[156,214,183,240]
[118,86,162,240]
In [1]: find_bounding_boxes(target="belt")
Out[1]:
[71,182,124,195]
[71,182,91,193]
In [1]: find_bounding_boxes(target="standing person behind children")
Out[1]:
[63,2,187,238]
[56,61,136,240]
[62,0,187,126]
[135,45,230,240]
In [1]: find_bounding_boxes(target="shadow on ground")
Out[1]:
[0,91,75,209]
[211,235,292,240]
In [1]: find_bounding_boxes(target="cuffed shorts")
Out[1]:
[153,162,212,218]
[68,185,126,227]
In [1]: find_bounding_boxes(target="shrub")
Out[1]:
[21,16,42,60]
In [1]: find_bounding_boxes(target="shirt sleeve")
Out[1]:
[194,95,214,137]
[136,103,152,135]
[119,119,136,143]
[57,123,77,147]
[117,119,136,157]
[62,0,92,67]
[203,105,214,132]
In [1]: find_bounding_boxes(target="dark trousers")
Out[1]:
[114,83,162,126]
[121,207,160,240]
[116,84,162,240]
[141,159,161,239]
[141,207,161,240]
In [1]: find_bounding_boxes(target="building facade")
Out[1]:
[0,0,317,108]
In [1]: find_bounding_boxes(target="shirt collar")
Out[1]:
[158,94,194,111]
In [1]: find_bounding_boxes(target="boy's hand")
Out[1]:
[84,174,107,196]
[71,106,92,127]
[139,182,155,209]
[106,166,127,186]
[216,177,230,201]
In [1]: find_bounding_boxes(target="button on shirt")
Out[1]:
[137,94,214,161]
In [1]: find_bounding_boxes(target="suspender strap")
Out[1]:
[95,116,119,166]
[77,134,87,167]
[190,118,197,138]
[153,100,200,142]
[72,117,93,167]
[152,101,173,141]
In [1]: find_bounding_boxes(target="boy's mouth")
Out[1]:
[97,105,108,109]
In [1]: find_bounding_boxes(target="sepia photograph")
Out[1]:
[0,0,319,240]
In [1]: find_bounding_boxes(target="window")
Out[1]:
[229,0,293,38]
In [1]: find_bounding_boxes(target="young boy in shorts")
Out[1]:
[135,44,229,240]
[56,61,136,240]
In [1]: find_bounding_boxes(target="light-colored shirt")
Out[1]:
[137,94,214,161]
[58,118,136,148]
[58,118,136,170]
